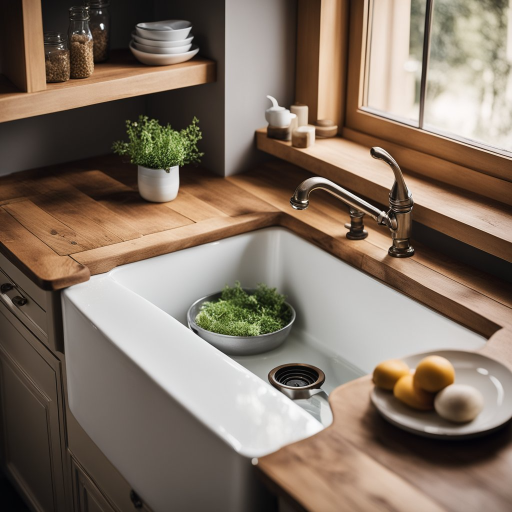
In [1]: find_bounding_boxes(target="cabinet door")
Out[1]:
[71,458,116,512]
[0,305,66,512]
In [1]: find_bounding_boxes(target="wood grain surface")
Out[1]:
[0,154,511,511]
[0,50,215,123]
[0,0,46,93]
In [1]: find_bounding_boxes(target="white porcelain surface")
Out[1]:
[265,107,291,128]
[63,228,485,512]
[133,41,192,55]
[371,350,512,438]
[136,20,192,41]
[130,42,199,66]
[131,30,194,48]
[137,165,179,202]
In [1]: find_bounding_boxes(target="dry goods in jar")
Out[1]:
[91,27,108,62]
[45,49,70,82]
[70,34,94,78]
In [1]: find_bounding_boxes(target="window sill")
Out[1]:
[256,128,512,263]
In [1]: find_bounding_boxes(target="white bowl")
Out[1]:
[136,20,192,41]
[131,31,194,48]
[132,40,193,55]
[129,41,199,66]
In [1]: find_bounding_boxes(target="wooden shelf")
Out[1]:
[0,49,216,123]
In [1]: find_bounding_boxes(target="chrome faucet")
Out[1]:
[290,147,414,257]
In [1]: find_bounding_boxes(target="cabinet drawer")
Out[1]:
[0,252,62,352]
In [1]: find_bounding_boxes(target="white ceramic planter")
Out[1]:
[138,165,179,202]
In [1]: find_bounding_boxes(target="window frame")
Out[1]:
[344,0,512,183]
[294,0,511,206]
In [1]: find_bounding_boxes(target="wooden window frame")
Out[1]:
[295,0,512,205]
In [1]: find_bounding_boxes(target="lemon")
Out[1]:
[413,355,455,392]
[394,374,435,410]
[373,359,410,390]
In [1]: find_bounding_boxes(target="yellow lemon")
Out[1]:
[413,355,455,393]
[373,359,410,390]
[393,374,435,410]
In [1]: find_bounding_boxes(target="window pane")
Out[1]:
[366,0,426,124]
[425,0,512,152]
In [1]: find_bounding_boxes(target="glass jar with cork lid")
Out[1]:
[68,5,94,78]
[86,1,110,63]
[44,32,70,83]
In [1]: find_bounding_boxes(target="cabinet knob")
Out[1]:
[0,283,14,294]
[12,296,28,307]
[130,490,143,509]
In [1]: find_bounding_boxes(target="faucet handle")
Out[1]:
[370,147,412,209]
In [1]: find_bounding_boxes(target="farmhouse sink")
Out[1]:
[62,227,485,512]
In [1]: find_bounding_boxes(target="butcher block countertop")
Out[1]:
[1,155,511,512]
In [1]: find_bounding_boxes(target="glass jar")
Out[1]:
[86,1,110,63]
[44,32,70,83]
[68,6,94,78]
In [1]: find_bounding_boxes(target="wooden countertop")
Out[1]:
[1,155,511,511]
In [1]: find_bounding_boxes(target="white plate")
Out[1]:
[132,41,192,55]
[371,350,512,439]
[129,42,199,66]
[131,31,194,48]
[136,20,192,41]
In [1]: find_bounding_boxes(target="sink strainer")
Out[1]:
[268,363,325,400]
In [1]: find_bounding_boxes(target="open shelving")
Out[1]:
[0,1,216,123]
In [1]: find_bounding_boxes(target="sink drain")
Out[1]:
[268,363,325,400]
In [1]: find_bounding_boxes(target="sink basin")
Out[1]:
[62,227,485,512]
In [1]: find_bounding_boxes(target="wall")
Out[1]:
[148,0,297,176]
[224,0,297,176]
[0,99,145,177]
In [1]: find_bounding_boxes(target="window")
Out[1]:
[345,0,512,182]
[365,0,512,155]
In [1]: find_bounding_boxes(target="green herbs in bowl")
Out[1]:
[187,282,296,356]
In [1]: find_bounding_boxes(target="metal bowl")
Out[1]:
[187,290,296,356]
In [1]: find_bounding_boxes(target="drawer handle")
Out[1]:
[0,283,14,293]
[12,296,28,307]
[130,490,143,509]
[0,277,45,338]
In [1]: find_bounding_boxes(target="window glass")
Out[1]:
[426,0,512,151]
[367,0,426,124]
[365,0,512,154]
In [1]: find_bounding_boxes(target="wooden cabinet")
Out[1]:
[71,458,116,512]
[0,252,152,511]
[0,302,67,512]
[70,455,152,512]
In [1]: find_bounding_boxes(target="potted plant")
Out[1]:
[112,115,203,202]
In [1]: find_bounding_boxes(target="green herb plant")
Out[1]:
[112,115,203,172]
[195,281,293,337]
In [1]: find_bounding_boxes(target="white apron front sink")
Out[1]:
[62,227,485,512]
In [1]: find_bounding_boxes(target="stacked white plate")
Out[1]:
[130,20,199,66]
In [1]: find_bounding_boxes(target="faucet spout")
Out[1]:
[290,147,414,258]
[370,147,412,210]
[290,177,390,225]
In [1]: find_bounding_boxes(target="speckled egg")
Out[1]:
[434,384,484,423]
